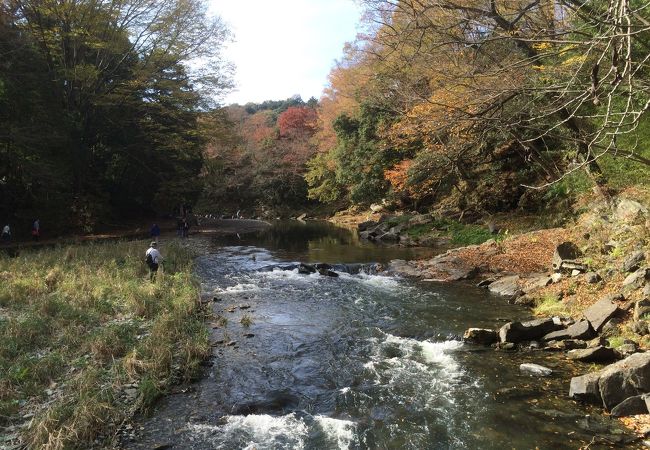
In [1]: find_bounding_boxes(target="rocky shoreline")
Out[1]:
[353,196,650,440]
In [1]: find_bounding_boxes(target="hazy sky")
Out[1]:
[209,0,362,105]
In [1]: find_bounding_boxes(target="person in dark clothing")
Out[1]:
[31,219,40,241]
[150,223,161,243]
[182,219,189,237]
[1,224,10,243]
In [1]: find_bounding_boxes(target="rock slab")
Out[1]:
[583,298,621,332]
[520,363,553,377]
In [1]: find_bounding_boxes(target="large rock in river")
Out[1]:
[542,319,595,341]
[463,328,497,345]
[569,352,650,410]
[499,318,562,343]
[488,275,522,298]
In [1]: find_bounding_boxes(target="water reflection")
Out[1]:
[210,220,438,264]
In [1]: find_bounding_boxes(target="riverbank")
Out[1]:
[0,239,210,449]
[348,192,650,438]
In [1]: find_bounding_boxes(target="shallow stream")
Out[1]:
[124,221,630,449]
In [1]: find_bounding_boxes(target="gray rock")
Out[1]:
[584,297,621,332]
[598,352,650,409]
[358,220,378,232]
[585,272,602,283]
[616,343,639,358]
[634,299,650,321]
[463,328,497,345]
[519,363,553,377]
[499,318,562,343]
[600,317,623,337]
[488,275,522,298]
[552,242,582,272]
[615,198,648,224]
[521,274,552,293]
[623,250,646,272]
[611,395,649,417]
[588,336,608,348]
[408,214,432,226]
[632,320,650,336]
[567,346,619,363]
[644,283,650,297]
[623,267,650,289]
[476,278,495,288]
[563,339,588,350]
[542,320,595,341]
[569,372,602,404]
[550,273,562,283]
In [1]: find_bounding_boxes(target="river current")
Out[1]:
[124,221,629,450]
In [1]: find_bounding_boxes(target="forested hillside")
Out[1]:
[0,0,231,235]
[3,0,650,232]
[303,0,650,217]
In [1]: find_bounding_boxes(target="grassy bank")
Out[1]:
[0,240,210,449]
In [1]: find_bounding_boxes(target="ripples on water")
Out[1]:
[125,224,626,450]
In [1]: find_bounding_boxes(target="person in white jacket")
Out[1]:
[145,241,162,281]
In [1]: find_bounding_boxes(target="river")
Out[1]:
[123,221,630,450]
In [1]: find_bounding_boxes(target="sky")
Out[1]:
[209,0,362,105]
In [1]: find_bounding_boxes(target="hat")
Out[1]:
[150,241,157,247]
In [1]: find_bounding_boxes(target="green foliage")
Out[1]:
[0,0,231,232]
[449,223,494,246]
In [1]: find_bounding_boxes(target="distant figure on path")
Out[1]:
[150,223,161,243]
[1,224,10,243]
[182,219,189,238]
[145,241,162,282]
[31,219,40,241]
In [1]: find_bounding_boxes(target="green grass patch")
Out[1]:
[533,294,571,317]
[0,239,210,449]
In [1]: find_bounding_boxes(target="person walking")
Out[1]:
[1,224,10,243]
[145,241,162,282]
[182,219,189,238]
[150,223,161,244]
[31,219,40,241]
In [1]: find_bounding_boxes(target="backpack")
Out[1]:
[145,252,154,267]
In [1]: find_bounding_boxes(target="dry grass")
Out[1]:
[0,239,210,449]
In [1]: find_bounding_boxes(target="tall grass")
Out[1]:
[0,239,210,449]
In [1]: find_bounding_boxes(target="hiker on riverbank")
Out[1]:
[150,223,160,243]
[1,224,10,243]
[32,219,40,241]
[182,218,189,237]
[145,241,162,282]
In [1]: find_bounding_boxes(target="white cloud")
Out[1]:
[209,0,361,105]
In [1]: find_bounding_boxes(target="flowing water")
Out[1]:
[124,221,631,450]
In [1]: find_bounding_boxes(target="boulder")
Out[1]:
[569,372,602,404]
[623,250,646,273]
[408,214,432,226]
[600,318,623,337]
[370,203,384,213]
[521,274,553,293]
[583,297,621,332]
[463,328,498,345]
[615,198,648,224]
[571,353,650,410]
[298,263,316,274]
[632,320,650,336]
[488,275,522,298]
[519,363,553,377]
[610,395,649,417]
[623,268,650,289]
[616,343,639,358]
[644,283,650,297]
[634,299,650,321]
[585,272,602,284]
[552,242,584,273]
[567,346,619,363]
[550,273,563,283]
[358,220,378,232]
[599,353,650,409]
[542,320,595,341]
[377,231,400,242]
[499,318,562,343]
